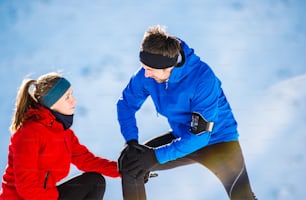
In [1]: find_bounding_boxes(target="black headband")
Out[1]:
[139,51,178,69]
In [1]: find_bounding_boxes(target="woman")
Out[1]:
[0,72,120,200]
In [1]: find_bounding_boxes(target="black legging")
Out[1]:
[57,172,106,200]
[121,132,257,200]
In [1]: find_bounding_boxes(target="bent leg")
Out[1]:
[144,134,256,199]
[57,172,105,200]
[190,141,256,200]
[122,133,257,199]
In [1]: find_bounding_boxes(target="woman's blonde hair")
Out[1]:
[10,72,62,133]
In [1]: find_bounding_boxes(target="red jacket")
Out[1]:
[0,106,120,200]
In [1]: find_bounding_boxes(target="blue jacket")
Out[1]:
[117,40,238,164]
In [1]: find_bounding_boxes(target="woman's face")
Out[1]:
[142,63,174,83]
[50,87,76,115]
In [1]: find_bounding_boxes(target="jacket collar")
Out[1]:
[168,39,200,83]
[25,105,66,131]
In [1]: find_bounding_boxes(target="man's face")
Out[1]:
[142,63,174,83]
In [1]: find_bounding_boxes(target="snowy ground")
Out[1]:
[0,0,306,199]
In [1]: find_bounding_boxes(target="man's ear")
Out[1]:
[175,44,185,67]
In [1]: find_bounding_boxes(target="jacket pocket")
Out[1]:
[43,171,50,189]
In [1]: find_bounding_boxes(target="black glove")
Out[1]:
[123,144,158,178]
[118,140,140,173]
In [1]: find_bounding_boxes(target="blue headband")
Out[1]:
[40,78,71,108]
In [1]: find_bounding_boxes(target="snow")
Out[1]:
[1,0,306,199]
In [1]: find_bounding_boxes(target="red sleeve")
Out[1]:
[67,131,120,178]
[12,128,58,200]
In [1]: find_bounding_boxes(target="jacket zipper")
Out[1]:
[165,80,169,90]
[157,79,169,117]
[44,171,50,189]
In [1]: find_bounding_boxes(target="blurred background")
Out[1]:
[0,0,306,199]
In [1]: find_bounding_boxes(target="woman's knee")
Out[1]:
[83,172,106,188]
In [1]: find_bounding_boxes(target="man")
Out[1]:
[117,25,256,200]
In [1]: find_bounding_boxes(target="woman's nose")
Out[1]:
[71,96,77,105]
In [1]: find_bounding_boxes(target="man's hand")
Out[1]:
[118,140,140,173]
[118,141,158,179]
[124,144,158,178]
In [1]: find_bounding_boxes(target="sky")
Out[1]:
[0,0,306,199]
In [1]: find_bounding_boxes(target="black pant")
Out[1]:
[121,133,257,200]
[57,172,106,200]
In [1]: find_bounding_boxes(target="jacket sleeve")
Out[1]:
[155,65,221,164]
[116,67,150,142]
[12,128,59,200]
[68,131,120,178]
